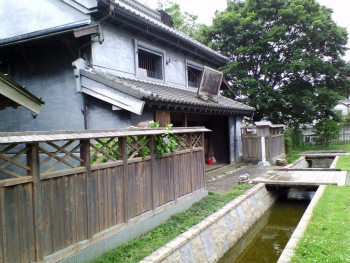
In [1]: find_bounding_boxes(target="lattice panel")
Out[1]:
[0,144,31,179]
[90,137,122,165]
[191,133,202,148]
[174,134,190,151]
[39,140,84,174]
[127,135,150,159]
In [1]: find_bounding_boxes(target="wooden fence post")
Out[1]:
[201,132,206,189]
[27,143,43,262]
[189,133,194,193]
[80,139,93,239]
[121,137,130,222]
[148,136,157,210]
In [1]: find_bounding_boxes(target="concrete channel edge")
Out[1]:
[139,183,278,263]
[277,185,327,263]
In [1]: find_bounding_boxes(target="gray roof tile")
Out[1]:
[85,69,255,114]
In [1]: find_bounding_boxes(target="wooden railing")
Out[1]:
[0,127,208,263]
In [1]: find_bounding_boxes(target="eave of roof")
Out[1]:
[0,73,45,114]
[81,68,255,115]
[0,20,91,47]
[97,0,229,65]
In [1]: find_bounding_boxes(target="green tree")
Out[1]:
[202,0,349,127]
[157,1,203,38]
[313,111,344,145]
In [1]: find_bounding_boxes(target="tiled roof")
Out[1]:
[82,69,255,114]
[109,0,229,63]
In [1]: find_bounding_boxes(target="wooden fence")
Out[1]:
[241,126,285,162]
[0,127,208,263]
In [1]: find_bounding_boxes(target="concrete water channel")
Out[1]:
[141,152,347,263]
[218,198,310,263]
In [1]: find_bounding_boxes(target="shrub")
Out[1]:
[284,136,292,154]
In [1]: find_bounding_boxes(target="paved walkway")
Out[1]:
[206,163,282,194]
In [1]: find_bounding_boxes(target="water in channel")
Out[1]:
[218,198,309,263]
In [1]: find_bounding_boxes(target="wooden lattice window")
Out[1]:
[0,144,31,179]
[127,136,150,159]
[39,140,84,175]
[174,134,190,151]
[191,133,202,148]
[90,137,122,165]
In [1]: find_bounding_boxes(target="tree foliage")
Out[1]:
[157,1,203,38]
[202,0,349,127]
[313,112,344,145]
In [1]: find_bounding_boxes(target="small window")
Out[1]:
[187,66,202,88]
[138,49,163,80]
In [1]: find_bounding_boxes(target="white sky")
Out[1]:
[140,0,350,61]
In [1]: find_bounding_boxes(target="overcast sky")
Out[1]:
[141,0,350,61]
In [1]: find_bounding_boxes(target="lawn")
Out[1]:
[93,184,251,263]
[291,185,350,263]
[289,143,350,262]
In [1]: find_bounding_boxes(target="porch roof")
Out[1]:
[0,73,44,114]
[80,69,255,116]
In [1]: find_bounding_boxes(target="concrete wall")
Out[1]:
[140,183,277,263]
[0,0,90,39]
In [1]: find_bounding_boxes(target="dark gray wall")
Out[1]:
[84,96,154,130]
[0,42,85,132]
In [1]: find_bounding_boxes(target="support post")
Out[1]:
[228,115,235,164]
[27,143,43,262]
[80,139,93,239]
[121,137,130,222]
[189,133,194,192]
[201,132,206,189]
[148,136,157,210]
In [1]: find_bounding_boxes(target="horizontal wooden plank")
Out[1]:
[91,160,123,170]
[40,167,86,180]
[0,176,33,188]
[0,127,210,144]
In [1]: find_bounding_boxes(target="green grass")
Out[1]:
[291,185,350,263]
[335,154,350,171]
[286,143,350,164]
[93,184,252,263]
